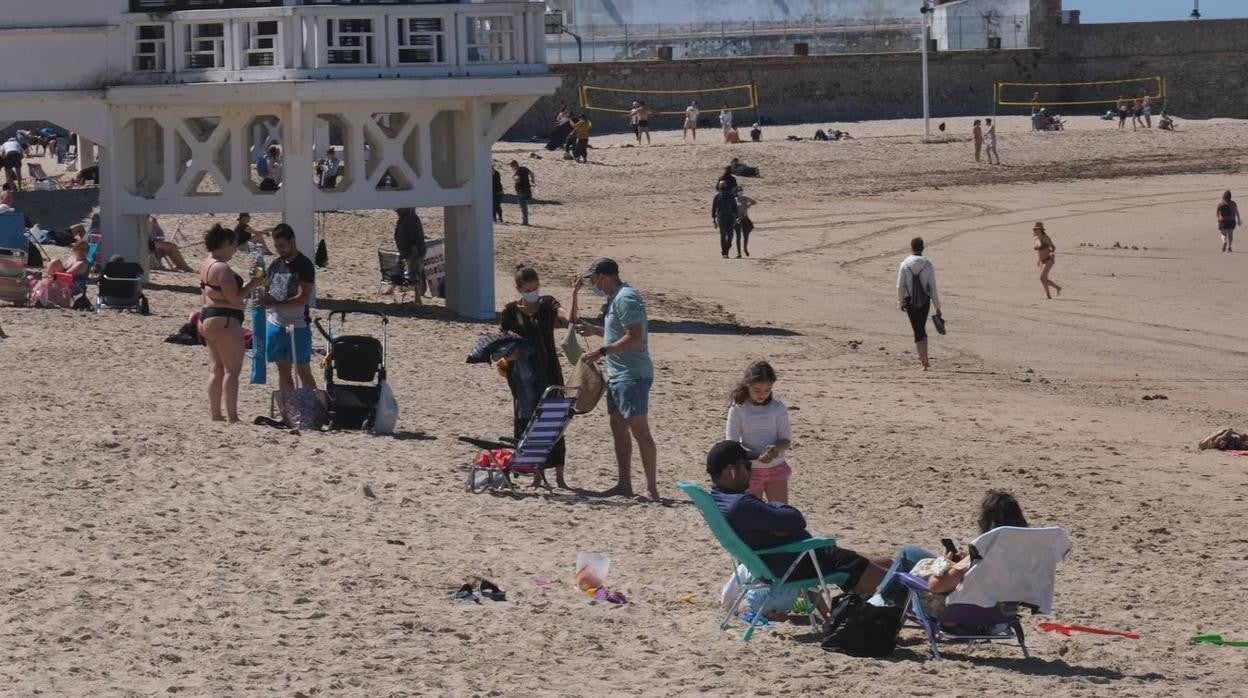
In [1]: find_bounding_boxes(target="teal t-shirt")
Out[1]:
[603,284,653,383]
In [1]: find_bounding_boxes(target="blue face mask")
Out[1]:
[521,289,540,303]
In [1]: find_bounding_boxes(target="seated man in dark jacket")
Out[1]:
[707,440,886,593]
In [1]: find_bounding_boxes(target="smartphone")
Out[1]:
[940,538,958,555]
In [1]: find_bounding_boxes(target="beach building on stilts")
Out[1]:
[0,0,557,318]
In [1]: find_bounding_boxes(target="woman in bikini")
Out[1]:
[1034,221,1062,299]
[199,224,263,422]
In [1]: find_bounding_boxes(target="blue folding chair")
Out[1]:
[467,386,577,493]
[0,213,26,249]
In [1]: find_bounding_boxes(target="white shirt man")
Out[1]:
[683,102,700,141]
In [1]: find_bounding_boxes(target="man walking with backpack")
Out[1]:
[897,237,943,371]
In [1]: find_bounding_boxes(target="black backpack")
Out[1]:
[820,593,904,658]
[909,262,930,308]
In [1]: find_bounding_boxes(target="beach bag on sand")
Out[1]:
[569,356,605,414]
[820,593,903,658]
[270,325,327,430]
[373,380,398,435]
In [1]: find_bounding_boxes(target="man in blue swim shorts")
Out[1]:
[577,257,659,500]
[259,223,317,392]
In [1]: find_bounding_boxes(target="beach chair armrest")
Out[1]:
[898,572,930,592]
[756,536,838,555]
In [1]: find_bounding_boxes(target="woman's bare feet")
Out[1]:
[598,483,634,497]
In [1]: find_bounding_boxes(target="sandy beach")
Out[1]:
[2,113,1247,695]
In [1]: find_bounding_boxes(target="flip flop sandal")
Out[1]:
[479,579,507,602]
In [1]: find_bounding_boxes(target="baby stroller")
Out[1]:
[313,309,388,430]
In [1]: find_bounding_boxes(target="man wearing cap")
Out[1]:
[576,258,659,500]
[706,440,886,593]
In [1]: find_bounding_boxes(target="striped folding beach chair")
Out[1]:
[468,386,578,493]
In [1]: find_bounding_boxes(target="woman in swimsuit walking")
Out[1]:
[199,223,263,422]
[1034,221,1062,299]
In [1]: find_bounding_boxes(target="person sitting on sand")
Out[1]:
[707,440,888,594]
[749,123,762,142]
[728,157,759,178]
[148,215,194,272]
[870,490,1030,618]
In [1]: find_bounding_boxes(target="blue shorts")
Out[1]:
[606,378,652,419]
[265,323,313,365]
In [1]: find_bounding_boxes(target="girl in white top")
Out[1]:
[725,360,793,503]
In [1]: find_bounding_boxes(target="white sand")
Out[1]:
[2,113,1247,695]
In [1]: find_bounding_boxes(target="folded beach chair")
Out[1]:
[467,386,577,493]
[0,248,27,304]
[95,260,148,314]
[27,162,63,190]
[377,248,411,303]
[897,525,1071,660]
[676,480,852,641]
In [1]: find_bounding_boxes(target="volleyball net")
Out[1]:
[995,76,1166,109]
[578,84,758,116]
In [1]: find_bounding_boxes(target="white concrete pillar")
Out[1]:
[442,99,495,320]
[77,136,97,171]
[282,100,316,257]
[98,112,142,267]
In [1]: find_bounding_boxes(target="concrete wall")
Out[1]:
[552,0,917,28]
[1050,19,1248,118]
[2,0,126,25]
[507,17,1248,138]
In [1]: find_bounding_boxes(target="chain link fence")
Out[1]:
[547,15,1031,63]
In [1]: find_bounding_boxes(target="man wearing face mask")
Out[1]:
[500,264,578,488]
[575,258,659,500]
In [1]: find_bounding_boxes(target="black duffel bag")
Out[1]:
[820,593,904,658]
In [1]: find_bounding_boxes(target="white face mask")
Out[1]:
[521,289,540,303]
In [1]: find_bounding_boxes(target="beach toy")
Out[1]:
[1192,635,1248,647]
[1038,622,1139,639]
[574,552,610,591]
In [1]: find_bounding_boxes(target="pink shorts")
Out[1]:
[748,461,791,494]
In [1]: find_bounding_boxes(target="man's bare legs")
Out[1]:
[628,414,659,499]
[296,363,317,391]
[603,411,659,499]
[605,411,633,496]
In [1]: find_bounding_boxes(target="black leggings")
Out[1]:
[906,301,930,343]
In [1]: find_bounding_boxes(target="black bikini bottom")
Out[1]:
[200,307,244,324]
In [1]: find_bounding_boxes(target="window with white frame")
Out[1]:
[465,15,515,63]
[325,17,376,66]
[183,22,226,70]
[133,24,168,72]
[395,17,445,64]
[242,20,281,68]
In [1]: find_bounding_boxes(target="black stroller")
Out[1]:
[313,310,388,430]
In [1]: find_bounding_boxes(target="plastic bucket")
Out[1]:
[574,552,610,590]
